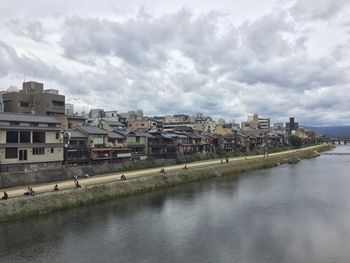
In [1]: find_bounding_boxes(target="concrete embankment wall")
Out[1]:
[0,158,177,189]
[0,145,333,223]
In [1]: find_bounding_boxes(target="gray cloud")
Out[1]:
[0,2,350,126]
[0,41,58,79]
[5,20,49,42]
[290,0,350,21]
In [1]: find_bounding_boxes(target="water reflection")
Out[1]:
[0,146,350,263]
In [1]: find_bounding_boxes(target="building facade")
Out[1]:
[1,81,65,116]
[0,113,64,172]
[286,117,299,135]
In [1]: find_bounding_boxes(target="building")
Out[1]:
[1,81,65,116]
[286,117,299,135]
[241,114,259,131]
[56,115,86,130]
[193,114,216,134]
[87,109,127,128]
[72,126,131,163]
[273,123,284,131]
[64,130,90,165]
[258,118,270,130]
[0,113,64,172]
[128,117,152,131]
[241,114,270,131]
[65,103,74,115]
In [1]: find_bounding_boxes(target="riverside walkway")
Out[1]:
[1,145,324,199]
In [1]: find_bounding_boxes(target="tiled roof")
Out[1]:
[162,133,188,139]
[66,130,87,138]
[78,126,108,135]
[114,130,128,136]
[107,121,125,127]
[108,131,125,139]
[0,112,60,124]
[135,132,155,138]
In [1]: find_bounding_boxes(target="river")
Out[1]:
[0,146,350,263]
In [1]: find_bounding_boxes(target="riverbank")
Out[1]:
[0,144,333,223]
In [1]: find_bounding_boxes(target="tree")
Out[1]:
[288,135,303,149]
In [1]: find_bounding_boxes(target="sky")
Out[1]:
[0,0,349,126]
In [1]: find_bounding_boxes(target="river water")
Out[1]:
[1,146,350,263]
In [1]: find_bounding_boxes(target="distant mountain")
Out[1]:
[305,126,350,137]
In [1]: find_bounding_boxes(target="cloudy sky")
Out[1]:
[0,0,349,126]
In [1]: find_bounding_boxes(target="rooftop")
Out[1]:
[108,131,125,139]
[66,130,87,138]
[77,126,108,135]
[0,112,60,124]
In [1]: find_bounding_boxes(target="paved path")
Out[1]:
[1,145,322,199]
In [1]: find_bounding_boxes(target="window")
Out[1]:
[20,131,31,143]
[3,100,11,112]
[19,150,27,161]
[20,101,30,107]
[48,123,56,127]
[5,148,17,159]
[6,131,18,143]
[51,148,54,153]
[33,147,45,155]
[136,137,140,143]
[93,137,104,145]
[33,131,45,143]
[56,132,59,140]
[52,100,64,106]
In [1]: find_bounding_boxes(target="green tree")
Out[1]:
[288,135,303,149]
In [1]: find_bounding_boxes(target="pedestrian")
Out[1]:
[54,184,59,191]
[221,159,223,165]
[29,188,35,196]
[120,174,126,180]
[226,157,229,163]
[1,192,8,200]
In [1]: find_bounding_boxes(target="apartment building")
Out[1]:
[0,113,64,172]
[1,81,65,116]
[286,117,299,135]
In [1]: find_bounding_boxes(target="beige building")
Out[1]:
[128,119,152,131]
[242,114,270,131]
[0,113,64,172]
[56,115,86,130]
